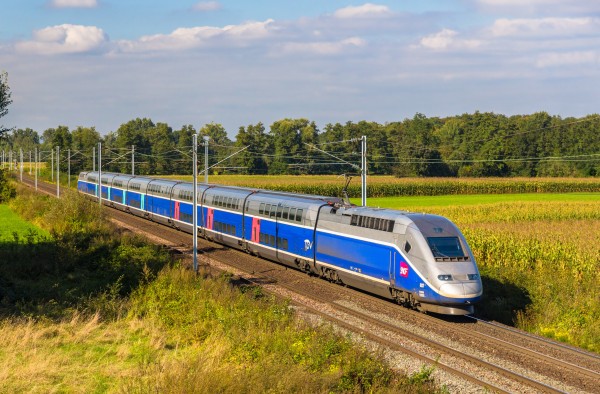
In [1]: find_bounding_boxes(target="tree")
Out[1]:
[71,126,100,172]
[199,123,232,175]
[174,124,196,175]
[0,71,13,137]
[268,118,316,174]
[147,123,175,175]
[234,122,270,174]
[115,118,154,174]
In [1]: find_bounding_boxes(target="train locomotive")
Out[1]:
[78,171,483,315]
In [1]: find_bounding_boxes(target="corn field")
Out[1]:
[167,175,600,197]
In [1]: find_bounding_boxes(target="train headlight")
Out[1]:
[437,274,452,281]
[467,274,479,280]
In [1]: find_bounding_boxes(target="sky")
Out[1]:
[1,0,599,137]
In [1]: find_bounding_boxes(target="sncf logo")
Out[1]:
[400,262,409,278]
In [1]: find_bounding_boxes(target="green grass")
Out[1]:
[0,204,49,242]
[0,186,443,393]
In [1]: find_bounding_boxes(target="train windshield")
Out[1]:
[427,237,466,258]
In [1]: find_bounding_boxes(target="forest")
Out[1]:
[1,111,599,177]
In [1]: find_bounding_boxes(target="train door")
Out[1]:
[389,251,397,287]
[174,201,180,222]
[251,217,260,243]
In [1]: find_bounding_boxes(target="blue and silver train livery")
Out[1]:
[78,171,483,315]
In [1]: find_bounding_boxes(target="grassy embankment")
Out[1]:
[366,194,600,353]
[22,170,600,352]
[0,185,442,393]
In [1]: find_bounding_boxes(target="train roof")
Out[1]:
[79,171,344,204]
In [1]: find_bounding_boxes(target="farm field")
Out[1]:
[367,193,600,352]
[163,175,600,197]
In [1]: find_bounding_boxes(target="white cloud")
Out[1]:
[475,0,600,16]
[118,19,275,52]
[49,0,97,8]
[417,29,481,50]
[192,1,221,12]
[536,50,600,67]
[15,24,108,55]
[490,17,600,38]
[278,37,366,55]
[333,3,392,19]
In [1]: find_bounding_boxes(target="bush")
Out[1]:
[0,169,16,202]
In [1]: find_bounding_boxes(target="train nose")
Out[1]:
[440,281,482,298]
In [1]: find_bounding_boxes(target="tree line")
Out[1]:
[1,112,599,177]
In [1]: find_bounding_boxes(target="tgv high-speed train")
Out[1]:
[78,171,482,315]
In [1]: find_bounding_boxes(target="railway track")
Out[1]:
[17,175,600,393]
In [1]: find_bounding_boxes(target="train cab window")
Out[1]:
[282,207,289,219]
[404,241,412,253]
[296,209,303,222]
[427,237,466,259]
[259,203,265,215]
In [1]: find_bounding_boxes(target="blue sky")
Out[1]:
[2,1,599,137]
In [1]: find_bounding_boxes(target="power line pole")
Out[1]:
[98,142,102,206]
[34,147,38,191]
[361,135,367,207]
[203,136,209,183]
[131,145,135,175]
[56,146,60,198]
[19,148,23,182]
[67,148,71,188]
[193,134,198,273]
[29,151,32,175]
[51,148,54,181]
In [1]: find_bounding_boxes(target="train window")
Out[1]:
[427,237,465,258]
[374,218,380,230]
[269,235,275,246]
[282,207,289,219]
[350,215,358,225]
[270,207,276,218]
[387,220,395,232]
[276,207,282,218]
[289,208,296,221]
[404,241,411,253]
[259,203,265,215]
[296,209,303,222]
[226,197,231,208]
